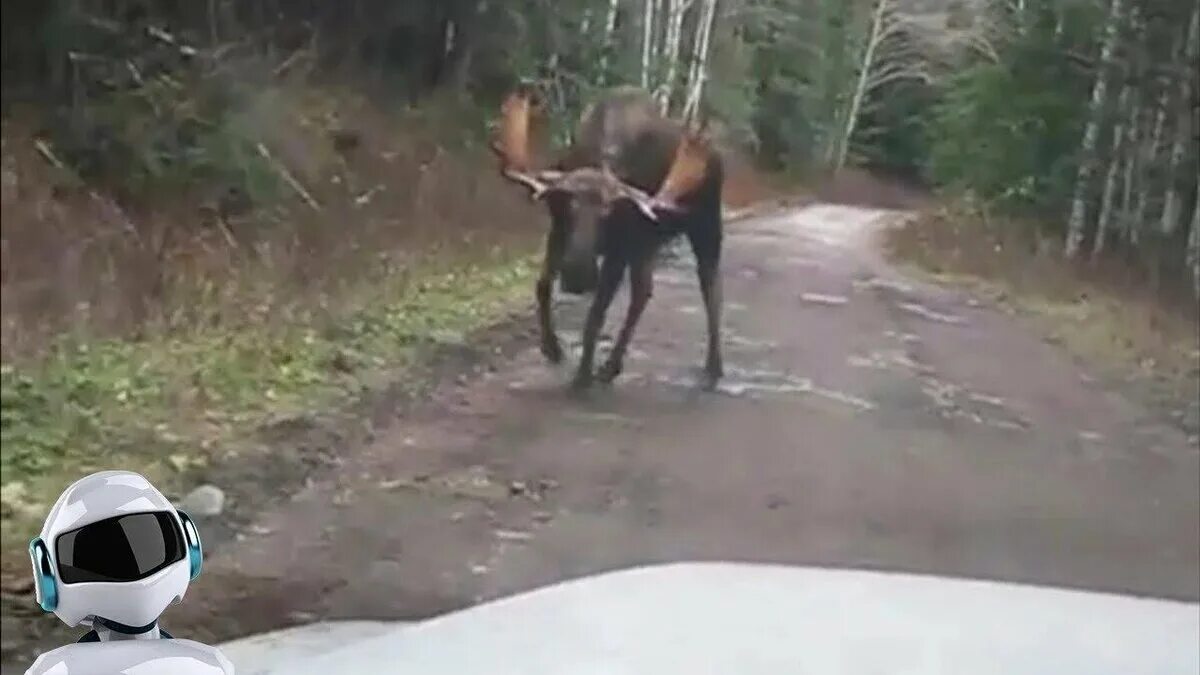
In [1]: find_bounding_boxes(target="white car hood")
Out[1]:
[221,562,1200,675]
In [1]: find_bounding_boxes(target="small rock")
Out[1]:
[179,484,225,517]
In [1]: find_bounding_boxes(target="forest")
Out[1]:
[3,0,1197,293]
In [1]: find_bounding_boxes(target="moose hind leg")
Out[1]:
[572,255,626,390]
[598,256,654,383]
[689,227,724,388]
[537,231,566,364]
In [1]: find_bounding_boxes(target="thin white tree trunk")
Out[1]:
[641,0,656,87]
[1117,96,1141,242]
[835,0,890,170]
[682,0,718,122]
[1132,91,1169,242]
[1188,186,1200,299]
[1092,86,1132,259]
[1158,6,1198,235]
[599,0,621,78]
[658,0,687,112]
[1064,0,1125,259]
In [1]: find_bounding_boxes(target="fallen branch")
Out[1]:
[33,139,67,172]
[255,143,321,211]
[272,48,310,77]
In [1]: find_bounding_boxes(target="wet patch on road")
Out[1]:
[800,293,850,306]
[847,348,929,373]
[654,366,876,412]
[919,375,1030,432]
[896,301,967,325]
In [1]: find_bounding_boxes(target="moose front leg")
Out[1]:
[572,255,627,390]
[689,226,724,389]
[597,254,654,383]
[537,229,566,364]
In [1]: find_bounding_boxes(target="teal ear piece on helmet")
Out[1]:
[29,538,58,612]
[177,511,203,580]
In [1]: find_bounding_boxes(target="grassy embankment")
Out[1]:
[0,81,548,584]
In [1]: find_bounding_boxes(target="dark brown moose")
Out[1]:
[491,84,725,391]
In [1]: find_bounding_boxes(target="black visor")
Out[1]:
[55,511,184,584]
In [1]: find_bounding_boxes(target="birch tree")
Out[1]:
[657,0,688,111]
[641,0,657,87]
[599,0,621,79]
[1157,5,1198,236]
[682,0,719,122]
[1063,0,1125,259]
[1188,188,1200,299]
[833,0,932,170]
[1131,92,1169,244]
[1091,85,1132,259]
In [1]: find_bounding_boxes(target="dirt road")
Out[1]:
[9,203,1199,665]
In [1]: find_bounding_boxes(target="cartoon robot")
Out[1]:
[25,470,235,674]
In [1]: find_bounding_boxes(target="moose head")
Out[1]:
[490,85,710,293]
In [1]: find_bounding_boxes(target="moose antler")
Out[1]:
[490,87,712,222]
[604,131,710,221]
[490,88,563,199]
[654,130,710,208]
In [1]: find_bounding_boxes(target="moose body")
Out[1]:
[493,85,724,390]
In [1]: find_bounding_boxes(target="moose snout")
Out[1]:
[560,260,598,295]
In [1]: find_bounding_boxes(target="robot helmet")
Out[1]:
[29,470,202,630]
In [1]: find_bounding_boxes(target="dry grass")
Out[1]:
[2,84,541,359]
[886,199,1200,435]
[0,81,552,583]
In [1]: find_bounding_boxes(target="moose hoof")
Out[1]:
[699,365,723,391]
[541,338,564,364]
[569,370,594,392]
[596,359,623,383]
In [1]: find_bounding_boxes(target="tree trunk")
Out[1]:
[1092,85,1132,260]
[682,0,718,122]
[1064,0,1125,259]
[835,0,890,171]
[641,0,656,87]
[1132,90,1169,242]
[1117,93,1141,244]
[1188,186,1200,299]
[1158,6,1198,236]
[658,0,687,112]
[599,0,621,81]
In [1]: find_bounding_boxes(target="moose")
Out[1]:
[491,84,725,391]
